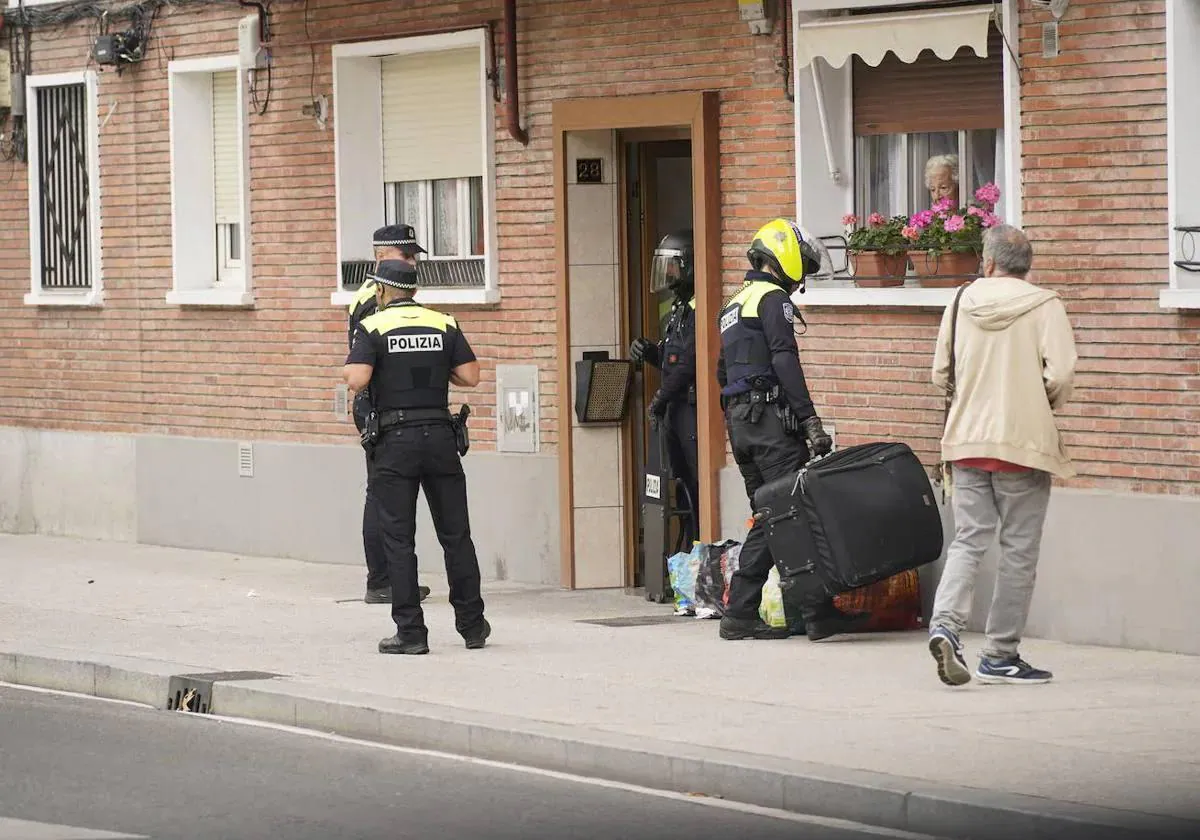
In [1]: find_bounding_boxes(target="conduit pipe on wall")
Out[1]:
[504,0,529,146]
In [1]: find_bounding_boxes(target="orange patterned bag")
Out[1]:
[833,568,923,632]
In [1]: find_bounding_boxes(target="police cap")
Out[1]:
[372,223,428,254]
[368,260,419,290]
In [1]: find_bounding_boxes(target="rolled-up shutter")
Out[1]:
[212,70,240,223]
[381,47,482,183]
[852,28,1003,136]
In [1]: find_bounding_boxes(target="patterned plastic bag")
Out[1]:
[759,566,788,628]
[667,545,702,614]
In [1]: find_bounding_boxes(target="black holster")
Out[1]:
[451,405,472,457]
[360,410,380,459]
[778,401,801,436]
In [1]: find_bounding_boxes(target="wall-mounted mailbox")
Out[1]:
[574,351,633,425]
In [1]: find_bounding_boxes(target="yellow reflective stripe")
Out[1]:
[348,280,376,315]
[736,281,777,319]
[362,304,458,335]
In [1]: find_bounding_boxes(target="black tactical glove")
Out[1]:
[629,337,660,368]
[647,391,668,430]
[802,415,833,458]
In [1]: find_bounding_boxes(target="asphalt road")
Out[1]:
[0,685,934,840]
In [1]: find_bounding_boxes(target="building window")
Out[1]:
[1162,0,1200,309]
[851,29,1005,221]
[166,57,253,307]
[791,1,1020,306]
[332,29,498,306]
[23,71,103,307]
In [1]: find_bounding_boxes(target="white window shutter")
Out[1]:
[381,48,483,183]
[211,71,240,224]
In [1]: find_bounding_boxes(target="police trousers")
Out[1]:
[724,400,830,623]
[362,456,390,591]
[664,399,699,547]
[368,421,485,641]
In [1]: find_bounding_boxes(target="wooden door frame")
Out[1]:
[553,92,722,589]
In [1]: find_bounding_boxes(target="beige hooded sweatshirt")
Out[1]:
[932,275,1078,479]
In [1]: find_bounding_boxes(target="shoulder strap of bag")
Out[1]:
[943,282,969,425]
[938,282,969,499]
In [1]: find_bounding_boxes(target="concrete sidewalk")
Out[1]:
[1,534,1198,840]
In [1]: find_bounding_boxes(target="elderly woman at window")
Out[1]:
[925,154,960,208]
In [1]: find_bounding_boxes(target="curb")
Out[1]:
[2,647,1196,840]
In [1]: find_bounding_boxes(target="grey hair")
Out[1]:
[924,154,959,189]
[982,224,1033,278]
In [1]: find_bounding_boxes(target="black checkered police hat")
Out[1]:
[372,223,427,254]
[367,260,419,291]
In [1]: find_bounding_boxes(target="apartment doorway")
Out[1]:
[553,92,722,591]
[622,133,694,588]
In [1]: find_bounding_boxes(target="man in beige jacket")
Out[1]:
[927,224,1077,687]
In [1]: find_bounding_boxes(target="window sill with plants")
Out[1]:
[802,183,1003,309]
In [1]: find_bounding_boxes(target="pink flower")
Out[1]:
[982,211,1001,228]
[867,212,887,227]
[975,182,1001,207]
[842,214,859,228]
[909,210,935,229]
[944,215,965,233]
[967,206,984,218]
[933,197,956,215]
[902,225,921,241]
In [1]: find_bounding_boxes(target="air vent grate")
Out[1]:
[237,441,254,478]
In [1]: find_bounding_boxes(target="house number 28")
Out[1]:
[576,158,603,184]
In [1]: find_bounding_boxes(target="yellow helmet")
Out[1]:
[747,218,829,293]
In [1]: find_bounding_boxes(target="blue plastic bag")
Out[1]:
[667,544,702,613]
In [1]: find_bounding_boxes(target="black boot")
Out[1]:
[719,615,791,640]
[803,601,871,642]
[365,585,431,604]
[462,618,492,650]
[378,634,429,655]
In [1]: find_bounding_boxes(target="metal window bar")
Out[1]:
[1175,226,1200,273]
[37,83,91,290]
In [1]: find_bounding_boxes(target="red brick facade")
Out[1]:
[0,0,1195,495]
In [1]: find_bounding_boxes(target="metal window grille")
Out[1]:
[36,83,92,290]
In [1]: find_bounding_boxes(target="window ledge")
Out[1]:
[1158,288,1200,311]
[330,288,500,308]
[24,289,104,308]
[166,289,256,308]
[798,283,960,308]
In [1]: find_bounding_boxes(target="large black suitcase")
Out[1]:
[751,442,944,605]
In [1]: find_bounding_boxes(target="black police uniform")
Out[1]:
[717,270,859,639]
[346,270,487,651]
[348,224,430,603]
[647,295,699,543]
[347,278,389,594]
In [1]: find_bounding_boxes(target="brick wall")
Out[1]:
[1018,0,1199,492]
[1,0,1195,495]
[0,0,798,454]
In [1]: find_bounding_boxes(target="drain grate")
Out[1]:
[165,670,281,714]
[577,614,685,628]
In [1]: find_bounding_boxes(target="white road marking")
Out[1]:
[0,817,144,839]
[2,682,945,840]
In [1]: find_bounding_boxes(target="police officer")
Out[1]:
[344,260,489,654]
[630,230,699,544]
[716,218,870,643]
[349,224,431,606]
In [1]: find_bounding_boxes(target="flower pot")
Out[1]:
[849,250,907,287]
[908,250,980,287]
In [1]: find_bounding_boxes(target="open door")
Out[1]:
[622,135,694,594]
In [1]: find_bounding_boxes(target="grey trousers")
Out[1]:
[930,465,1052,660]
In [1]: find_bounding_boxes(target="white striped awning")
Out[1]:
[794,5,994,68]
